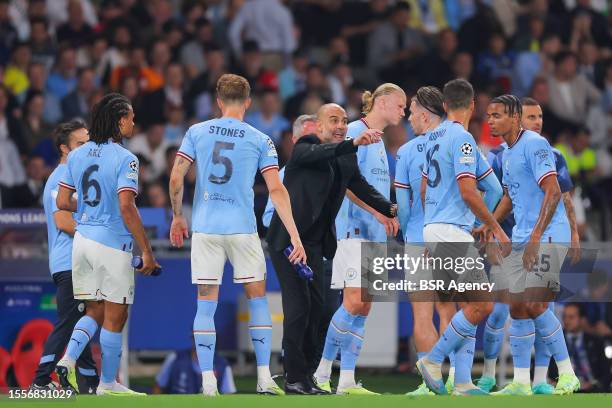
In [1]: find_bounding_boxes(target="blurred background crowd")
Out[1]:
[0,0,610,237]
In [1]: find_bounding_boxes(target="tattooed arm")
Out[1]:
[169,156,192,247]
[563,191,581,263]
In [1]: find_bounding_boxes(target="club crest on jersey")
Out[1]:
[129,160,138,172]
[460,142,473,156]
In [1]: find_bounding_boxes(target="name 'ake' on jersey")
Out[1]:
[60,140,139,252]
[178,117,279,234]
[502,129,570,244]
[394,135,426,243]
[489,141,573,238]
[422,120,492,231]
[335,118,391,242]
[43,164,73,274]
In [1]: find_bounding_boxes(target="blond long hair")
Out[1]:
[361,83,405,115]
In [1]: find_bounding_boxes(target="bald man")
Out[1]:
[266,104,397,394]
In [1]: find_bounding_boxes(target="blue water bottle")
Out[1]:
[283,245,313,281]
[131,256,162,276]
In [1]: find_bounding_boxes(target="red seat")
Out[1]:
[11,319,54,388]
[0,346,11,388]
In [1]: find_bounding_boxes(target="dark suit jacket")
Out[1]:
[61,90,86,121]
[266,134,394,259]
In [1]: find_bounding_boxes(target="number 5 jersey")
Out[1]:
[60,140,139,251]
[177,117,279,235]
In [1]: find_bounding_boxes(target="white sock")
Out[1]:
[533,365,548,384]
[338,370,356,390]
[556,358,575,375]
[256,365,273,385]
[314,359,333,382]
[514,367,530,384]
[60,356,76,368]
[448,366,455,378]
[202,370,217,389]
[483,358,496,378]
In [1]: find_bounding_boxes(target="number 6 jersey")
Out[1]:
[60,140,139,251]
[422,120,492,231]
[177,117,279,235]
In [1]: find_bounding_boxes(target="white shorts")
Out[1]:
[331,239,386,289]
[191,232,266,285]
[490,244,567,293]
[72,232,135,304]
[422,223,488,286]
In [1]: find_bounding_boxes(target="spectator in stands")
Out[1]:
[0,0,18,66]
[561,303,611,392]
[567,1,611,49]
[0,86,26,208]
[97,22,131,83]
[512,32,561,98]
[548,51,601,127]
[405,0,449,35]
[582,269,612,338]
[129,123,170,181]
[187,44,227,121]
[21,90,54,153]
[10,154,47,208]
[146,182,169,208]
[56,0,93,48]
[147,39,171,92]
[29,17,55,70]
[153,345,236,395]
[61,67,95,121]
[180,17,214,80]
[46,46,78,100]
[0,84,26,155]
[327,58,353,106]
[556,127,599,181]
[3,41,31,98]
[284,63,330,121]
[228,0,296,70]
[141,63,185,128]
[577,40,601,86]
[278,49,308,101]
[419,28,458,89]
[164,103,186,146]
[27,62,61,124]
[476,32,515,92]
[367,2,425,88]
[234,40,278,94]
[513,14,546,52]
[245,89,289,145]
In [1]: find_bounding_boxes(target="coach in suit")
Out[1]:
[266,104,396,394]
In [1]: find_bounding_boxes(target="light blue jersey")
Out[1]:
[502,129,570,244]
[60,141,139,252]
[336,119,390,242]
[394,136,426,243]
[422,120,492,231]
[262,167,285,228]
[178,117,279,234]
[43,164,73,274]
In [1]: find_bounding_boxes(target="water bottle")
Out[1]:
[283,245,313,281]
[131,256,162,276]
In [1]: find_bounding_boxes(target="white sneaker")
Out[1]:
[96,382,146,396]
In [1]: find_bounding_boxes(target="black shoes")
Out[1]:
[284,378,330,395]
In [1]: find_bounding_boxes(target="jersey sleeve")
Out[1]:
[526,137,557,186]
[476,147,493,181]
[554,150,574,193]
[258,134,279,174]
[58,156,76,191]
[393,146,410,190]
[117,154,139,196]
[452,131,478,180]
[177,127,196,163]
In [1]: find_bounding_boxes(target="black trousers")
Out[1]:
[270,243,328,383]
[34,271,98,392]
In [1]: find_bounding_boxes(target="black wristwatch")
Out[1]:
[390,204,398,217]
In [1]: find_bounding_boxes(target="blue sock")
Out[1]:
[428,310,476,365]
[454,337,476,385]
[533,309,569,363]
[340,315,366,371]
[417,352,427,360]
[534,303,553,371]
[322,305,356,361]
[449,351,456,369]
[248,297,272,367]
[484,303,508,360]
[66,316,98,362]
[99,329,122,384]
[193,300,217,371]
[509,319,535,370]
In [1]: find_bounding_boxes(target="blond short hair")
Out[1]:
[361,83,405,115]
[216,74,250,103]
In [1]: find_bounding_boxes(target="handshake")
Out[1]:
[284,245,314,281]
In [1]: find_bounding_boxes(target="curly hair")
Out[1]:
[89,93,132,144]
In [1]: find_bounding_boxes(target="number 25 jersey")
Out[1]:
[422,120,492,231]
[60,140,139,251]
[178,117,279,235]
